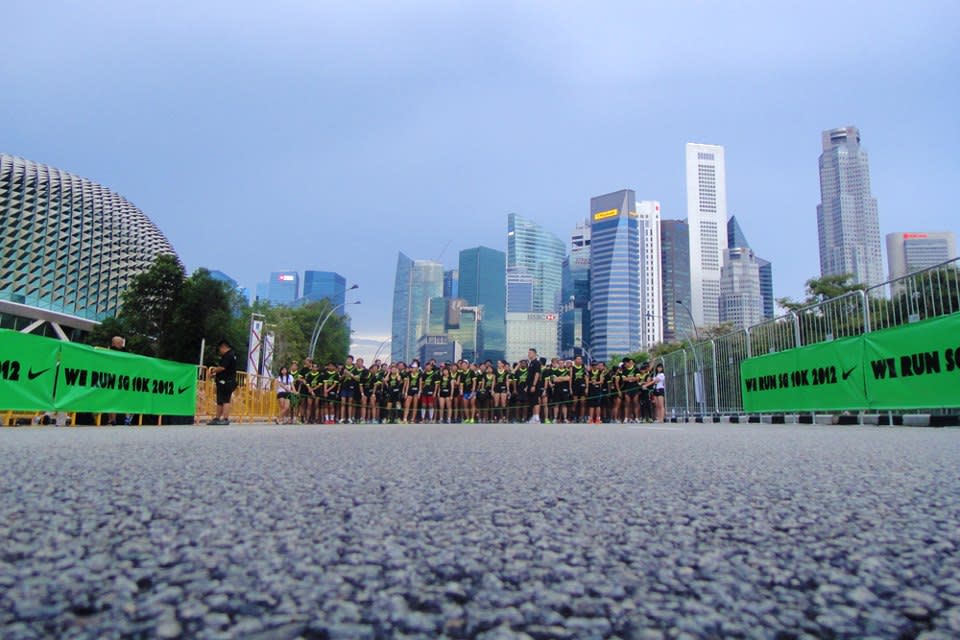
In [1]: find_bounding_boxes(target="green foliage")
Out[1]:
[92,256,352,372]
[777,273,865,312]
[607,350,650,368]
[87,257,238,365]
[649,341,687,359]
[266,300,350,371]
[85,316,127,351]
[165,268,244,365]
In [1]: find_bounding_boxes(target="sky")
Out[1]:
[3,0,958,344]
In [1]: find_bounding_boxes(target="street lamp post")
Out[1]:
[309,294,360,361]
[371,337,391,363]
[675,300,706,416]
[575,338,594,365]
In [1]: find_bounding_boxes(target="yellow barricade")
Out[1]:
[195,367,279,424]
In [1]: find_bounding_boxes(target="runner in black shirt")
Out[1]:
[493,360,510,423]
[526,348,543,424]
[209,339,237,425]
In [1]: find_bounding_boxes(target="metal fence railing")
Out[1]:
[660,257,960,419]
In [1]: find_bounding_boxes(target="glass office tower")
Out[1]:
[589,189,640,362]
[391,253,443,363]
[459,246,506,361]
[507,213,565,313]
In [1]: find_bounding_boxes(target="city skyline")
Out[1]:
[2,2,957,340]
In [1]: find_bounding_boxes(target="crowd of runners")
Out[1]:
[274,348,667,425]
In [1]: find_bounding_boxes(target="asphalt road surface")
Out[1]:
[1,423,959,639]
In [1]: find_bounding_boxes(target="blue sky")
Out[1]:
[3,1,958,339]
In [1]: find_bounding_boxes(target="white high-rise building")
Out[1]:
[719,247,763,330]
[685,143,728,327]
[886,232,957,281]
[506,312,559,362]
[636,200,663,347]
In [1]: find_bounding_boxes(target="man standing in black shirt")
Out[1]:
[527,348,543,424]
[209,339,237,425]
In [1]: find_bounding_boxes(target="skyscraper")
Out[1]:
[506,266,534,313]
[719,247,764,330]
[636,200,663,347]
[886,232,957,281]
[443,269,459,298]
[660,220,692,343]
[817,126,883,288]
[685,143,728,327]
[560,219,591,357]
[589,189,640,362]
[459,246,506,361]
[727,216,774,320]
[507,213,566,313]
[267,271,299,305]
[391,253,443,363]
[302,270,346,311]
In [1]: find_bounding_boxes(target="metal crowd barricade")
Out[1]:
[866,258,960,330]
[660,257,960,420]
[795,290,869,346]
[714,330,749,414]
[747,314,800,355]
[195,367,279,424]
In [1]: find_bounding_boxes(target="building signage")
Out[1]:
[592,209,618,221]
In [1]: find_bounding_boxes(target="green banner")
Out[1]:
[0,329,60,411]
[864,313,960,410]
[55,342,197,415]
[741,337,867,412]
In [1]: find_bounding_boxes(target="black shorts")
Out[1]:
[624,387,640,397]
[494,384,508,394]
[653,389,665,397]
[216,381,236,405]
[587,396,603,408]
[388,392,402,404]
[277,391,290,400]
[572,385,586,398]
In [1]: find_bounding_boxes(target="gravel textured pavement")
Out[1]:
[1,422,959,639]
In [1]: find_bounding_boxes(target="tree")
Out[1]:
[86,316,128,350]
[607,350,650,368]
[268,300,350,370]
[227,299,351,375]
[163,268,241,365]
[777,273,864,312]
[777,274,868,345]
[113,255,185,356]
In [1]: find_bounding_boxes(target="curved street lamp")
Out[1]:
[371,337,391,363]
[574,338,595,364]
[309,294,360,360]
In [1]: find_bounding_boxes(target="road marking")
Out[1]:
[625,425,683,431]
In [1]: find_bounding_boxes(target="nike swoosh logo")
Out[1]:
[177,385,190,394]
[842,366,856,380]
[27,367,50,380]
